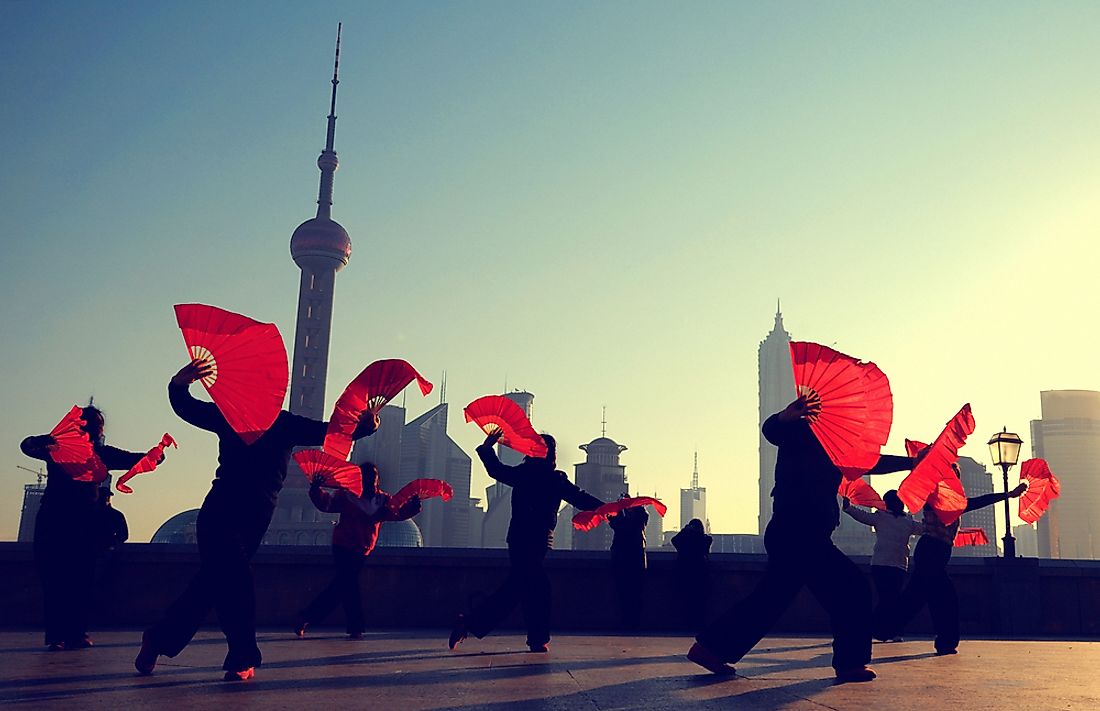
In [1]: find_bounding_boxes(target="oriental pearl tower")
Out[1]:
[268,25,352,545]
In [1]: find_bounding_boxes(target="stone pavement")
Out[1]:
[0,629,1096,710]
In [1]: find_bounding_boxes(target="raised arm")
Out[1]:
[20,435,55,462]
[476,435,521,487]
[308,483,342,513]
[290,410,380,448]
[168,360,223,432]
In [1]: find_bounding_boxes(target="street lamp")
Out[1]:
[987,427,1024,559]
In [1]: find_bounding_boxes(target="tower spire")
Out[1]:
[601,406,607,437]
[315,23,342,220]
[692,450,699,489]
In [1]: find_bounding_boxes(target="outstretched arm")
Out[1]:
[561,480,603,512]
[965,484,1026,512]
[291,411,380,448]
[308,481,342,513]
[99,445,146,472]
[868,454,915,474]
[844,504,878,527]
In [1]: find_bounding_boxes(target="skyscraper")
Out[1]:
[680,452,707,532]
[758,303,794,534]
[400,403,473,548]
[267,27,353,545]
[1031,390,1100,560]
[954,456,998,558]
[17,482,45,543]
[572,432,628,551]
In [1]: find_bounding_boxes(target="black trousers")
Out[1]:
[467,543,551,647]
[145,489,273,671]
[880,538,958,652]
[34,505,96,646]
[870,565,906,640]
[299,545,366,634]
[697,519,872,671]
[676,561,711,632]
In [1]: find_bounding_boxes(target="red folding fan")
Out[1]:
[48,406,108,483]
[388,478,453,513]
[116,433,177,494]
[1018,458,1061,524]
[898,405,974,524]
[464,395,548,458]
[789,342,893,479]
[174,304,288,445]
[838,477,887,510]
[324,359,433,460]
[572,496,667,532]
[954,527,989,547]
[294,449,363,497]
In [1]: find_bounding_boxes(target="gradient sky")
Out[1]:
[2,1,1098,543]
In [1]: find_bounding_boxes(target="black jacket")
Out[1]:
[762,413,913,535]
[477,443,602,550]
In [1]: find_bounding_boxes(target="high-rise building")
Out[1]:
[351,405,407,490]
[1030,390,1100,560]
[680,452,707,532]
[1014,523,1039,558]
[758,303,794,534]
[400,403,473,548]
[572,434,628,551]
[17,482,45,542]
[482,391,536,549]
[267,27,353,545]
[954,456,998,558]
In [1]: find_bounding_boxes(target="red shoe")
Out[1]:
[448,614,468,651]
[223,667,255,681]
[834,665,877,684]
[134,631,158,675]
[527,643,549,653]
[687,642,736,676]
[293,620,308,638]
[47,642,66,652]
[65,636,93,650]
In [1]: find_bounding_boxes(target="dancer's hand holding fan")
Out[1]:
[1018,458,1060,524]
[389,478,453,513]
[789,342,894,479]
[294,449,364,498]
[464,395,548,458]
[324,359,433,460]
[174,304,289,445]
[116,433,177,494]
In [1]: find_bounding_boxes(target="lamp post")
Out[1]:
[987,427,1023,559]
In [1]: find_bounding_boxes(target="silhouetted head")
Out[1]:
[686,518,704,532]
[884,490,904,516]
[360,462,380,497]
[81,406,105,445]
[527,434,556,468]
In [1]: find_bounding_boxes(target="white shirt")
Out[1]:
[844,506,924,570]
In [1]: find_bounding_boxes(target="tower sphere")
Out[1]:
[290,216,351,272]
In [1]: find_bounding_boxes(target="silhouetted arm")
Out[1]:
[560,477,603,512]
[476,443,520,486]
[98,445,145,471]
[761,413,797,447]
[20,435,54,462]
[867,455,915,474]
[964,491,1009,512]
[168,382,224,432]
[309,485,342,513]
[384,495,422,522]
[844,506,877,527]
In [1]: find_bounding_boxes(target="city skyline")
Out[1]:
[3,2,1098,544]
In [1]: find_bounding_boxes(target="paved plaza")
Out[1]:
[0,629,1096,710]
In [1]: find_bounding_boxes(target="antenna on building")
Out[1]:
[601,405,607,437]
[87,395,95,407]
[439,370,447,404]
[692,450,699,489]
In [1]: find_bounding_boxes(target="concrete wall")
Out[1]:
[1,543,1097,637]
